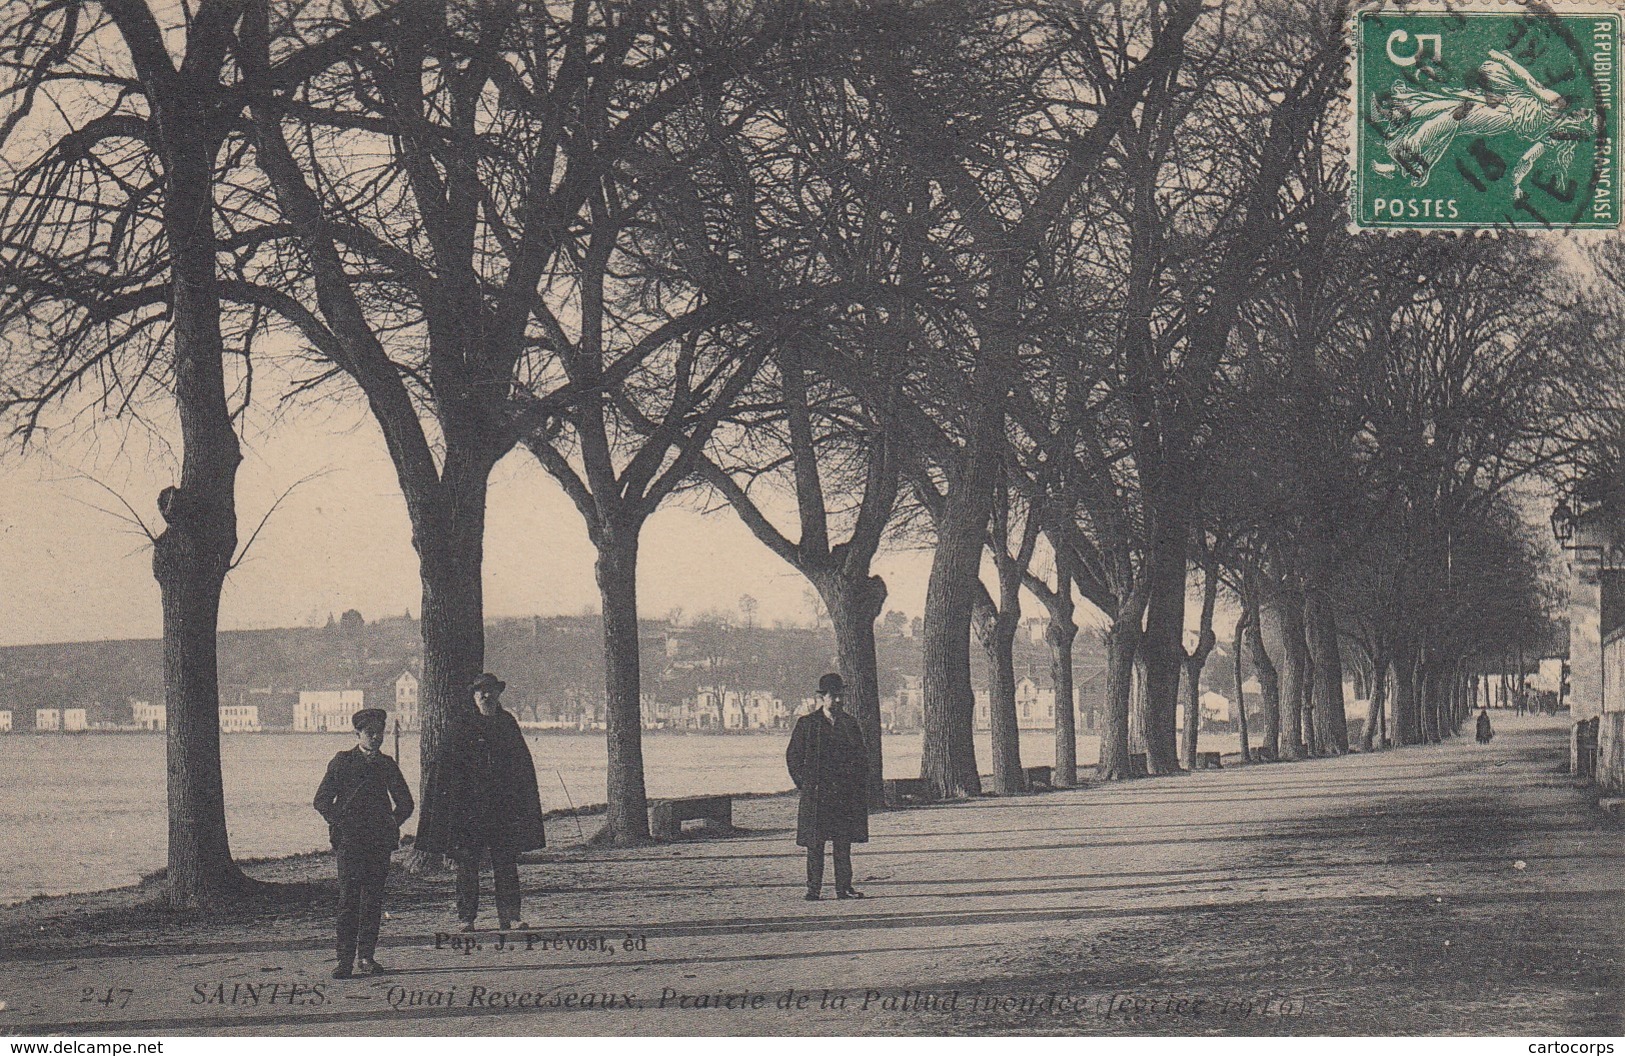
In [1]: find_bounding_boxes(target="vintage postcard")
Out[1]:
[0,0,1621,1044]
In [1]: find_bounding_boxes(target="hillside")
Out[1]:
[0,612,1134,730]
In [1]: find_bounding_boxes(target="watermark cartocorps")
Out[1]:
[1352,5,1621,230]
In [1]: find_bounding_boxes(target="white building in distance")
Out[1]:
[394,671,420,731]
[35,708,59,732]
[219,705,261,733]
[0,710,11,733]
[1199,690,1232,724]
[742,690,786,729]
[131,700,166,731]
[62,708,88,732]
[973,677,1057,730]
[295,690,365,732]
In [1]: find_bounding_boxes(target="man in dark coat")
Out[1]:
[1476,707,1494,744]
[313,708,413,978]
[787,672,869,901]
[417,673,546,931]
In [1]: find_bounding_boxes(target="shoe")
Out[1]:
[459,921,478,933]
[332,964,353,979]
[357,958,387,976]
[837,888,865,900]
[504,921,530,931]
[804,891,820,901]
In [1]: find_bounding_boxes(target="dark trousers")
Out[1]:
[806,838,853,894]
[455,848,521,923]
[335,844,392,964]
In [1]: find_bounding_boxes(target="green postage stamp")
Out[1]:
[1353,4,1621,230]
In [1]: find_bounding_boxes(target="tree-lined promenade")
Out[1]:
[1,0,1620,907]
[0,714,1619,1036]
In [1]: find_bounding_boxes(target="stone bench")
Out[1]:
[1024,765,1054,790]
[1196,751,1223,770]
[649,795,732,839]
[884,777,933,805]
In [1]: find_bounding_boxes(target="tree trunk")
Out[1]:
[975,597,1026,794]
[1139,511,1189,774]
[820,571,888,808]
[1262,586,1307,760]
[410,465,492,856]
[1233,611,1252,763]
[1180,658,1202,769]
[1301,641,1318,756]
[1362,645,1389,751]
[153,135,249,908]
[1048,610,1079,787]
[1305,593,1349,755]
[155,502,245,907]
[1392,641,1421,745]
[1130,654,1149,754]
[1282,592,1311,760]
[1379,661,1390,746]
[1442,661,1455,737]
[595,528,652,843]
[1419,656,1441,743]
[918,415,1001,799]
[1246,618,1281,759]
[1097,622,1139,780]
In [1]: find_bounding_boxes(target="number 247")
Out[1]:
[80,988,133,1009]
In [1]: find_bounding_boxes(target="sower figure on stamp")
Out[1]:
[313,707,414,979]
[787,673,869,901]
[417,673,546,931]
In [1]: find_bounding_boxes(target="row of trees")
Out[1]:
[0,0,1610,906]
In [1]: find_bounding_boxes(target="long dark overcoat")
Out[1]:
[1476,711,1494,744]
[313,747,414,851]
[416,707,546,857]
[786,709,869,847]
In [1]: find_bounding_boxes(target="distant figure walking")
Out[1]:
[417,673,546,931]
[313,707,414,979]
[787,673,869,901]
[1476,708,1495,745]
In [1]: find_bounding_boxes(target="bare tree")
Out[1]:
[518,0,805,842]
[0,0,378,906]
[693,43,921,807]
[1022,541,1079,786]
[850,0,1206,798]
[973,477,1040,793]
[1178,533,1220,769]
[234,0,794,844]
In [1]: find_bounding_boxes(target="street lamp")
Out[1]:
[1551,497,1577,545]
[1553,493,1624,570]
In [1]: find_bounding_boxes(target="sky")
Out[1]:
[0,391,958,647]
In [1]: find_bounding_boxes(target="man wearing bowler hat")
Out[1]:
[416,673,547,931]
[787,672,870,900]
[313,707,413,978]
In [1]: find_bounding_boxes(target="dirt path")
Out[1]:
[1,714,1619,1036]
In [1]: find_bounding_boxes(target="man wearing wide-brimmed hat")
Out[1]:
[313,707,414,978]
[416,673,547,931]
[786,672,870,900]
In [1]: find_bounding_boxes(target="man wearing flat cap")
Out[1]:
[313,707,413,978]
[416,673,547,931]
[787,672,870,901]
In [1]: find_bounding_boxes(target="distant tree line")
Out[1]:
[0,0,1613,906]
